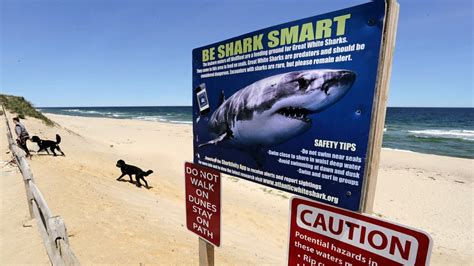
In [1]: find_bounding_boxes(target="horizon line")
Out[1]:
[37,105,474,109]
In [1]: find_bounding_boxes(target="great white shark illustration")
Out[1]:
[198,69,356,162]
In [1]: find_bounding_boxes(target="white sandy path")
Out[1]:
[0,113,472,265]
[375,150,473,265]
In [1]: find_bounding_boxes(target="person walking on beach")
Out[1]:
[13,117,31,158]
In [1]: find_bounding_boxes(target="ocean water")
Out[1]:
[39,107,474,159]
[383,108,473,159]
[39,106,193,124]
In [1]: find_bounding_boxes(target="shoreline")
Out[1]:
[40,111,193,125]
[1,113,472,264]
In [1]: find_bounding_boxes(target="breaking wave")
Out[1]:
[64,109,101,114]
[134,116,192,124]
[40,107,193,125]
[408,129,474,141]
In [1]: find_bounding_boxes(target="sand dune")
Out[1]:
[1,113,472,265]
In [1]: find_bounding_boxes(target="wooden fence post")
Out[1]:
[19,157,35,218]
[31,199,56,262]
[48,216,80,266]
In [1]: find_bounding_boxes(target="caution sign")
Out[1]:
[185,162,221,246]
[288,197,432,266]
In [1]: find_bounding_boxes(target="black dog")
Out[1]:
[116,159,153,188]
[31,134,65,156]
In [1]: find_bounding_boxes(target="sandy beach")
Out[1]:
[1,113,472,265]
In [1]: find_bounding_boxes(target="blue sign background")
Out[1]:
[192,1,386,211]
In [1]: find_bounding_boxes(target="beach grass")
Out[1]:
[0,94,55,126]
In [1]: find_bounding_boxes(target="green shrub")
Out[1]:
[0,94,55,126]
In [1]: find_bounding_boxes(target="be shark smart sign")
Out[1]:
[192,1,394,211]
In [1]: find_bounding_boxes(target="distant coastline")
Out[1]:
[38,106,474,159]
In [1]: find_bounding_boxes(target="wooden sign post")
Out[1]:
[199,238,214,266]
[361,0,400,214]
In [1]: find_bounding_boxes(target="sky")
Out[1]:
[1,0,473,107]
